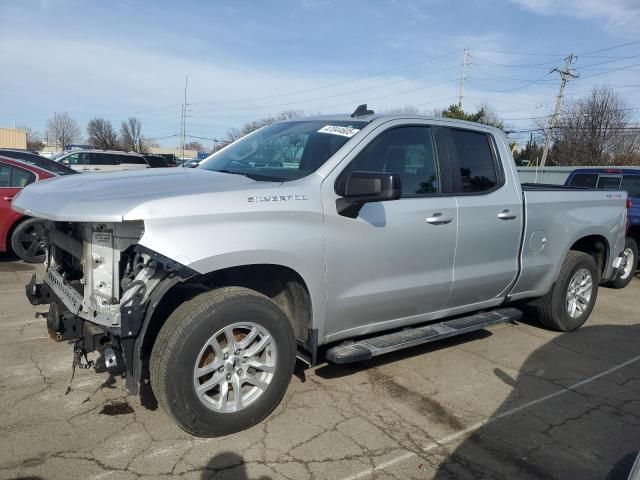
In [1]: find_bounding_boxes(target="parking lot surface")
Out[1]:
[0,255,639,480]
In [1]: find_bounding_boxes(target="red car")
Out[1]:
[0,156,56,262]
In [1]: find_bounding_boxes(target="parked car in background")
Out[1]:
[565,168,639,288]
[54,150,150,172]
[0,156,57,262]
[143,154,170,168]
[0,148,77,176]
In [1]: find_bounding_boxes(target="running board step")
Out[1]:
[325,308,522,364]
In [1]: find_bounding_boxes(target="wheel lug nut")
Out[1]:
[234,350,240,355]
[226,373,232,381]
[223,353,229,360]
[218,366,224,373]
[237,369,243,376]
[241,357,247,363]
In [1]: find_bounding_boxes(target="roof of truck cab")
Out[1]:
[293,113,504,132]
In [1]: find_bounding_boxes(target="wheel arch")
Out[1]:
[133,263,314,394]
[568,234,610,280]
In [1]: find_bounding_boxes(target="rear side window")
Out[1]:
[622,175,640,196]
[120,155,147,165]
[0,165,36,188]
[568,173,598,188]
[448,129,499,194]
[596,175,622,190]
[90,153,119,166]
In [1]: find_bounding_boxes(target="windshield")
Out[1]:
[200,120,367,181]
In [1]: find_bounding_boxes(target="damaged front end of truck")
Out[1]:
[26,220,197,394]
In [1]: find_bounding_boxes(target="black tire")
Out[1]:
[150,286,296,437]
[10,218,47,263]
[533,250,599,332]
[605,237,638,289]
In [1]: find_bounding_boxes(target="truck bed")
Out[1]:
[508,188,627,301]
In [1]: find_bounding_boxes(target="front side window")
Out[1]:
[596,175,622,190]
[62,153,81,165]
[345,126,440,196]
[200,120,367,181]
[568,173,598,188]
[448,129,499,194]
[622,174,640,197]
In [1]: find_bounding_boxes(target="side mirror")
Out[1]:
[337,171,401,218]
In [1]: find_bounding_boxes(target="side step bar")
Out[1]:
[325,308,522,364]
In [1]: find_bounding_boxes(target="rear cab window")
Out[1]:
[596,175,622,190]
[568,173,598,188]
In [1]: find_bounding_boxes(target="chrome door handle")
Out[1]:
[426,213,454,225]
[3,196,14,201]
[497,209,518,220]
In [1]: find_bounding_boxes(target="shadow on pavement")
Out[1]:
[200,452,272,480]
[432,323,640,480]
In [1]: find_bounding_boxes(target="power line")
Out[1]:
[191,50,461,106]
[577,40,640,57]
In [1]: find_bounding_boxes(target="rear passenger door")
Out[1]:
[445,127,523,308]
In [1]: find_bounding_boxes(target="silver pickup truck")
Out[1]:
[13,108,628,437]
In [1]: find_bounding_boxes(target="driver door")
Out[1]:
[321,123,457,341]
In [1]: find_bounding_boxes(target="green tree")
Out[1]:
[440,104,504,129]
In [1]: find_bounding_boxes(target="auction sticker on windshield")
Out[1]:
[317,125,360,137]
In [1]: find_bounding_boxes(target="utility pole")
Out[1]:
[181,75,188,160]
[458,49,468,109]
[539,53,578,168]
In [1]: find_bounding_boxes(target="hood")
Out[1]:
[11,168,266,222]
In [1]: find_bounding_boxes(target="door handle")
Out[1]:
[426,213,454,225]
[497,209,518,220]
[3,196,14,201]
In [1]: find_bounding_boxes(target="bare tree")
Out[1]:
[120,117,146,153]
[184,141,204,151]
[46,113,81,149]
[383,105,420,115]
[87,118,119,150]
[224,110,303,145]
[546,86,640,166]
[17,125,45,151]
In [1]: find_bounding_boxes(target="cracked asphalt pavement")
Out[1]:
[1,255,639,480]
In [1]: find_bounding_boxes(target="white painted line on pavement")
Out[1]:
[341,353,640,480]
[0,289,24,293]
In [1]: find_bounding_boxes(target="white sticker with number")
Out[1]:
[317,125,360,138]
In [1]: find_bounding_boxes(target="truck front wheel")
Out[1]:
[533,250,599,332]
[150,286,296,437]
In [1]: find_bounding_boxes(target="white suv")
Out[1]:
[55,150,149,173]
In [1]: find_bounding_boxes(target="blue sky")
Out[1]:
[1,0,639,147]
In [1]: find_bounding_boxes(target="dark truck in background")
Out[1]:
[566,168,640,288]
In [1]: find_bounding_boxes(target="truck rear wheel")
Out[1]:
[150,286,296,437]
[533,250,599,332]
[605,237,637,289]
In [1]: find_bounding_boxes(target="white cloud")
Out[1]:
[509,0,640,34]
